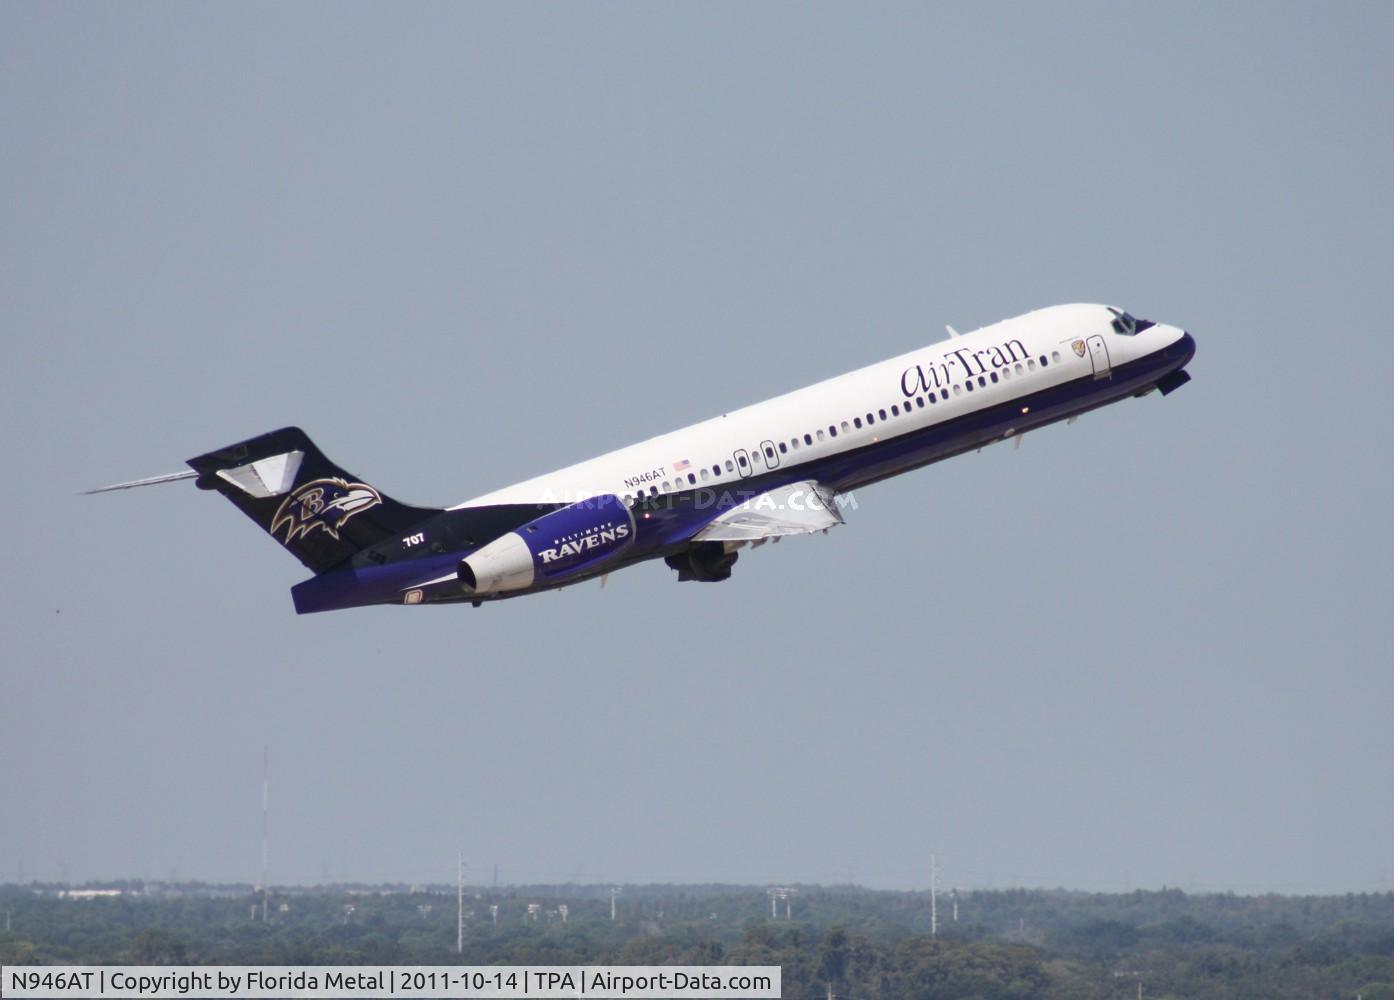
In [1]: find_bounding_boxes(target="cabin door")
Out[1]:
[1087,335,1112,379]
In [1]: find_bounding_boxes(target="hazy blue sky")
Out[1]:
[3,3,1391,894]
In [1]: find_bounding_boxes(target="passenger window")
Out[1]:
[866,413,875,425]
[977,376,986,387]
[778,442,787,454]
[712,465,721,476]
[1052,351,1061,362]
[828,426,837,438]
[1028,359,1037,371]
[878,409,887,420]
[700,468,709,482]
[891,405,900,416]
[916,397,925,408]
[1039,356,1048,367]
[990,372,999,383]
[841,420,850,432]
[816,430,825,442]
[803,433,813,445]
[764,446,775,459]
[854,417,863,428]
[725,460,734,472]
[1015,363,1024,375]
[737,455,748,467]
[953,384,962,396]
[688,473,697,485]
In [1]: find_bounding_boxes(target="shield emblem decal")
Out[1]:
[1072,339,1087,357]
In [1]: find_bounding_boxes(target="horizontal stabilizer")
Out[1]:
[84,470,197,495]
[215,449,304,498]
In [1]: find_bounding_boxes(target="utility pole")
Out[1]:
[952,888,958,923]
[930,854,938,938]
[609,886,621,922]
[457,853,465,954]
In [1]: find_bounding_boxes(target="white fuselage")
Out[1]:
[457,303,1189,509]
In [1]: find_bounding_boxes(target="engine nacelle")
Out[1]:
[458,494,635,596]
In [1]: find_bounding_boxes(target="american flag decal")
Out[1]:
[673,459,691,472]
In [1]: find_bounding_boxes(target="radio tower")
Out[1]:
[457,853,465,954]
[261,746,269,923]
[930,854,938,938]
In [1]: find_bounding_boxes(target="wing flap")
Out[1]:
[693,480,843,542]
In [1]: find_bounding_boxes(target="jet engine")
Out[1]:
[458,494,635,596]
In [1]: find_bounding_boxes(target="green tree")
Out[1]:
[126,929,186,964]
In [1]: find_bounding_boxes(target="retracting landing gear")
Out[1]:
[1156,369,1192,396]
[665,542,738,582]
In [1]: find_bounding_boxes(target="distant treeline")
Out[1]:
[3,884,1393,999]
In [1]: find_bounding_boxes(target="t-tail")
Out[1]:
[185,427,439,574]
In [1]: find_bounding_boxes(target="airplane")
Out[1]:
[90,303,1194,613]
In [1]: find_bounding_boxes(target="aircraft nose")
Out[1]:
[1175,331,1196,365]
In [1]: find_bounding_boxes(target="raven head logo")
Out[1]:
[270,478,382,545]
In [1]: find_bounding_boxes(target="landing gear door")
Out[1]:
[1087,335,1112,379]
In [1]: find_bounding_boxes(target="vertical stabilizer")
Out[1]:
[186,427,437,574]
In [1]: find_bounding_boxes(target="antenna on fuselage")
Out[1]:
[946,325,961,338]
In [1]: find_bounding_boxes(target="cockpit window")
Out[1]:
[1108,307,1155,336]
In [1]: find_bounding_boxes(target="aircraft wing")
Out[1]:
[692,480,843,543]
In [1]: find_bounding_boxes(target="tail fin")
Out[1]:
[187,427,438,574]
